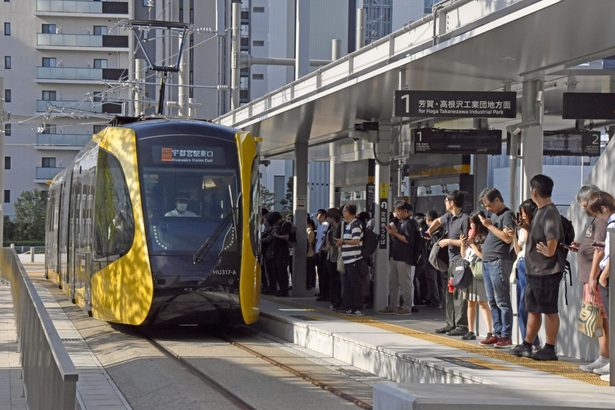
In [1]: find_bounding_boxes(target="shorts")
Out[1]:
[525,272,563,314]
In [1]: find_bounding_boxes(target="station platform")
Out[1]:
[258,294,615,410]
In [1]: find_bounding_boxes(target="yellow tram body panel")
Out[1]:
[236,132,261,325]
[90,127,154,325]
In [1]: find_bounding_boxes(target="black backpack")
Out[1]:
[407,218,424,266]
[361,227,379,258]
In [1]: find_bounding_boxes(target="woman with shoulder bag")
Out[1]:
[459,211,493,340]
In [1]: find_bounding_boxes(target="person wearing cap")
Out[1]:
[165,196,197,217]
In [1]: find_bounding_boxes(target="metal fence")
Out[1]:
[0,248,78,409]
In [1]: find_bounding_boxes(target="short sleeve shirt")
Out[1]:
[341,218,363,264]
[440,211,469,260]
[390,217,414,263]
[599,213,615,271]
[270,221,292,259]
[481,208,516,262]
[577,217,607,283]
[525,204,564,276]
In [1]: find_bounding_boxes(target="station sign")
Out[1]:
[411,128,502,155]
[543,131,601,156]
[395,90,516,118]
[563,93,615,119]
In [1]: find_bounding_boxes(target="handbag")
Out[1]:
[470,260,483,280]
[577,298,603,338]
[429,242,449,272]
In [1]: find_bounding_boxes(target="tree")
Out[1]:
[13,190,47,241]
[279,176,293,212]
[3,216,16,242]
[259,185,275,211]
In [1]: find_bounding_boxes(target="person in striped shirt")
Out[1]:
[336,204,366,315]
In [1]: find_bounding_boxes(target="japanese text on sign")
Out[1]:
[395,91,517,118]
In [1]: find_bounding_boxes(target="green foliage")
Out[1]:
[281,176,293,211]
[259,185,275,210]
[3,216,16,241]
[13,190,48,241]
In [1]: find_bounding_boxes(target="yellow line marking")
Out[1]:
[266,297,608,386]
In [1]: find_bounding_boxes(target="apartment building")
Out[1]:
[1,0,133,217]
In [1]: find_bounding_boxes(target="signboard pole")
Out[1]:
[373,135,391,311]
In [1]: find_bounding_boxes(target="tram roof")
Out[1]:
[119,118,238,141]
[214,0,615,160]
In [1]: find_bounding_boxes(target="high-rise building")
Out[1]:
[1,0,133,217]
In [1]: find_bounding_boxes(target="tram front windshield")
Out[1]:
[138,136,239,255]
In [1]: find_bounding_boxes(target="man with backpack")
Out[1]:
[381,201,420,315]
[511,174,565,361]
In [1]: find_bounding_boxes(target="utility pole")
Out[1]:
[0,78,5,247]
[230,0,241,110]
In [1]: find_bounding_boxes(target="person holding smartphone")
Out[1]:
[586,190,615,381]
[477,187,516,349]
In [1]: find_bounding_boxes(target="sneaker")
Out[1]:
[479,334,499,345]
[580,356,609,372]
[461,331,476,340]
[532,347,558,361]
[379,306,397,314]
[510,343,532,358]
[345,309,353,314]
[494,338,512,349]
[411,306,419,313]
[435,326,454,334]
[446,327,469,336]
[353,310,363,316]
[593,363,610,375]
[600,374,610,382]
[395,307,411,315]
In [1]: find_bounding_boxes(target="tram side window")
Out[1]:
[249,158,260,255]
[94,149,134,264]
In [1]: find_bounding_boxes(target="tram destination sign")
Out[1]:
[543,131,601,157]
[395,90,516,118]
[563,93,615,119]
[411,128,502,155]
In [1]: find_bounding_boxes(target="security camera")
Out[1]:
[260,159,271,167]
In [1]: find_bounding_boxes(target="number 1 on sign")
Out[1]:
[401,93,409,115]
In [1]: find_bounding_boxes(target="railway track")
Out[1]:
[140,327,374,410]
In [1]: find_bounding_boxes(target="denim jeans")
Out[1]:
[483,258,514,338]
[516,258,529,341]
[343,259,364,312]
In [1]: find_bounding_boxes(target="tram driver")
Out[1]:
[165,196,198,217]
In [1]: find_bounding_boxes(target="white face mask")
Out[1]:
[176,203,188,213]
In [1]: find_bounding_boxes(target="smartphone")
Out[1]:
[592,241,606,249]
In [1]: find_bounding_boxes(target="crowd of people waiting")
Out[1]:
[258,174,614,379]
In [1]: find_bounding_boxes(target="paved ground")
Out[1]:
[0,282,26,410]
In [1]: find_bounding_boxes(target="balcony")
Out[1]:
[37,33,128,50]
[35,167,65,183]
[36,67,128,83]
[36,133,92,150]
[37,100,124,115]
[36,0,129,16]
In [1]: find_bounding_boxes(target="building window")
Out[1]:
[252,40,264,47]
[42,57,57,67]
[4,123,10,136]
[4,22,10,36]
[4,56,10,69]
[42,157,56,168]
[4,190,9,204]
[93,25,108,35]
[4,89,10,103]
[252,73,264,80]
[41,24,56,34]
[42,90,56,101]
[4,157,10,170]
[253,6,265,12]
[93,125,106,133]
[93,59,108,69]
[41,124,56,134]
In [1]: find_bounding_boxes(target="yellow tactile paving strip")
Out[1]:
[268,297,609,387]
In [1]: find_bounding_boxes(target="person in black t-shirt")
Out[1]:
[262,212,292,297]
[426,190,469,336]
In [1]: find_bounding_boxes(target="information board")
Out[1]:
[543,131,601,156]
[563,93,615,119]
[411,128,502,155]
[395,90,516,118]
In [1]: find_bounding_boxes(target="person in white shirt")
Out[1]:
[165,197,197,217]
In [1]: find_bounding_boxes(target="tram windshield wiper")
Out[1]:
[192,213,233,264]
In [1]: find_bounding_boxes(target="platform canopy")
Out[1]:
[215,0,615,159]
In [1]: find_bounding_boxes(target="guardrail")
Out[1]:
[0,248,78,410]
